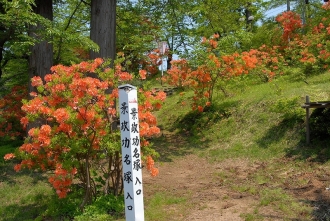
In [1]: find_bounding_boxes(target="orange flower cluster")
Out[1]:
[140,49,163,76]
[139,70,147,80]
[322,2,330,10]
[4,57,165,198]
[283,12,330,71]
[276,11,303,42]
[164,59,191,88]
[146,156,159,177]
[0,85,28,138]
[164,37,277,111]
[48,164,77,198]
[138,89,166,139]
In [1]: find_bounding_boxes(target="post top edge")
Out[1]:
[118,84,137,90]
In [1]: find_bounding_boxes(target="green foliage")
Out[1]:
[217,30,254,54]
[174,103,231,137]
[74,194,125,220]
[53,0,99,65]
[44,187,83,219]
[250,22,282,48]
[0,137,22,161]
[0,59,29,93]
[44,192,125,221]
[270,96,305,121]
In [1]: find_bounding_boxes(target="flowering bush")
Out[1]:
[0,85,28,139]
[245,45,285,81]
[4,57,165,207]
[163,34,280,112]
[281,10,330,74]
[276,11,303,43]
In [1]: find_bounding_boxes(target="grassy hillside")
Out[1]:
[155,70,330,163]
[147,70,330,220]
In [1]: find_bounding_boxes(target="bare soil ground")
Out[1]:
[143,133,330,221]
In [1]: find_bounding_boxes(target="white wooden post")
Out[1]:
[118,84,145,221]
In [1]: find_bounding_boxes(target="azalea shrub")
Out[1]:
[245,45,285,82]
[0,85,28,139]
[275,11,303,44]
[4,56,166,207]
[163,34,281,112]
[276,9,330,75]
[164,5,330,114]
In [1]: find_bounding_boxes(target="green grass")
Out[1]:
[145,192,186,221]
[156,70,330,161]
[0,173,54,220]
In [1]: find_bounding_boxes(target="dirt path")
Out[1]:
[143,155,258,220]
[143,153,330,220]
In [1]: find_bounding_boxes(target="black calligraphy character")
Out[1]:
[121,121,129,131]
[124,171,133,184]
[130,108,138,120]
[135,177,142,185]
[127,205,133,210]
[136,189,142,195]
[121,102,128,114]
[133,159,142,171]
[131,122,139,133]
[133,148,140,158]
[124,154,131,165]
[132,136,140,146]
[122,137,130,148]
[126,192,133,200]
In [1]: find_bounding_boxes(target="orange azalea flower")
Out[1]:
[118,72,133,81]
[155,91,166,101]
[31,76,43,87]
[29,91,38,97]
[14,164,21,172]
[139,70,147,79]
[54,108,70,123]
[150,168,159,177]
[44,74,53,82]
[4,153,15,160]
[28,128,37,137]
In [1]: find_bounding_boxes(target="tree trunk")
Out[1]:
[90,0,116,63]
[90,0,117,132]
[28,0,53,130]
[167,52,172,70]
[29,0,53,91]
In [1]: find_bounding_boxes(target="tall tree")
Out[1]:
[90,0,116,63]
[29,0,53,93]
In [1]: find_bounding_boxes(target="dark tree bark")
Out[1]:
[90,0,116,63]
[29,0,53,93]
[28,0,53,131]
[167,52,172,70]
[90,0,121,197]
